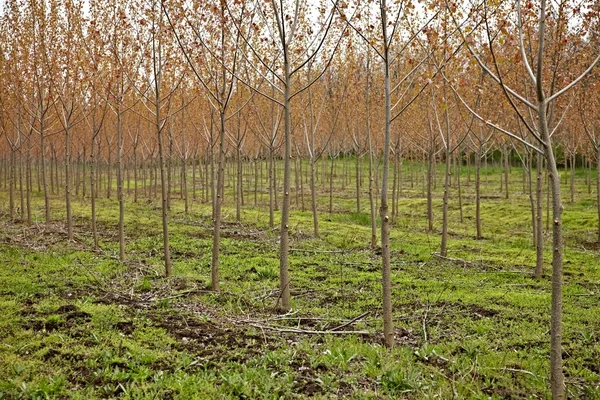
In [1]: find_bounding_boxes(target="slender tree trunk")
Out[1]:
[380,18,393,348]
[106,140,112,199]
[254,157,258,207]
[269,147,275,228]
[368,149,377,248]
[167,131,173,211]
[82,148,86,199]
[19,149,24,221]
[90,133,99,250]
[274,155,279,211]
[504,145,510,199]
[212,111,226,292]
[569,153,575,204]
[133,145,138,203]
[596,148,600,242]
[191,152,196,201]
[535,152,544,279]
[466,151,471,184]
[294,156,299,209]
[329,154,335,214]
[546,159,550,231]
[440,147,451,256]
[457,153,463,224]
[427,149,434,233]
[117,103,125,262]
[299,156,305,211]
[75,155,80,197]
[8,148,15,221]
[310,154,319,237]
[65,119,73,241]
[26,138,32,225]
[278,62,292,312]
[356,153,361,213]
[182,152,188,214]
[391,149,398,224]
[236,142,242,222]
[41,123,50,224]
[475,148,482,239]
[587,158,591,195]
[527,151,535,247]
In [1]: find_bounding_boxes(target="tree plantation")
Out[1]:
[0,0,599,398]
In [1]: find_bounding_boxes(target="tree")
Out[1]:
[163,0,247,290]
[339,0,437,348]
[226,0,345,311]
[448,0,600,396]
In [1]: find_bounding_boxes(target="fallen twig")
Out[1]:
[330,311,370,331]
[499,367,539,377]
[432,253,474,267]
[250,323,369,335]
[290,248,346,254]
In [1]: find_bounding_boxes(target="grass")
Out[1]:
[0,157,599,399]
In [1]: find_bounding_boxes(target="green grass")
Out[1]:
[0,157,599,398]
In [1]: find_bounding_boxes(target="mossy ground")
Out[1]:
[0,158,599,399]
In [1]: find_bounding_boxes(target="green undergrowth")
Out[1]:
[1,159,600,399]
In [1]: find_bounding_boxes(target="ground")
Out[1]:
[0,159,599,399]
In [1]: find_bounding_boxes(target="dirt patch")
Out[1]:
[21,304,92,333]
[116,321,135,335]
[290,353,325,396]
[466,304,500,318]
[0,221,89,252]
[57,304,78,313]
[481,385,522,399]
[147,312,273,363]
[580,241,600,251]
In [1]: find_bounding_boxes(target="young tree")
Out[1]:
[448,0,600,396]
[339,0,437,348]
[132,0,186,276]
[163,0,247,290]
[225,0,345,311]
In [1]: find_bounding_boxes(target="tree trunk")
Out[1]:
[41,123,50,224]
[90,133,99,250]
[133,145,138,203]
[356,153,361,213]
[380,17,393,349]
[278,62,292,312]
[26,137,32,225]
[9,148,15,221]
[65,120,73,241]
[569,154,575,204]
[527,151,535,247]
[117,104,125,262]
[269,147,275,228]
[106,140,112,199]
[475,148,482,239]
[82,148,86,199]
[192,152,197,201]
[457,153,463,224]
[535,152,544,279]
[167,131,173,211]
[391,149,398,224]
[504,145,510,199]
[329,155,335,214]
[212,111,226,291]
[596,147,600,242]
[427,150,434,233]
[310,154,319,237]
[299,156,305,211]
[254,157,258,207]
[440,148,451,256]
[155,82,172,276]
